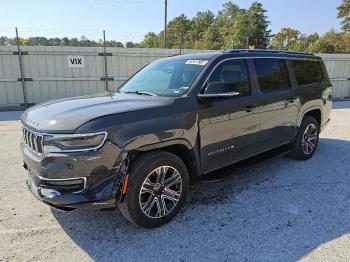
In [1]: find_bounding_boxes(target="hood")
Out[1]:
[21,92,174,133]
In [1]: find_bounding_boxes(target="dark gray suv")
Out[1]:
[21,49,332,228]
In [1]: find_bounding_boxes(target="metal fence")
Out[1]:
[318,53,350,100]
[0,46,349,110]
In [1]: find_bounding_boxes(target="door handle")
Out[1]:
[287,97,296,103]
[245,105,254,112]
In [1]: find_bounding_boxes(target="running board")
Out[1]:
[202,145,291,183]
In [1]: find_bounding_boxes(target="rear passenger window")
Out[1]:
[208,59,251,97]
[291,60,328,86]
[253,59,290,92]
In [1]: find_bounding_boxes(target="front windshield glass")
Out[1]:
[118,59,208,97]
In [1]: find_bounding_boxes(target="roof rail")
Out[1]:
[223,49,315,56]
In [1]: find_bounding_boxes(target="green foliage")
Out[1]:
[338,0,350,32]
[270,28,313,51]
[270,27,350,54]
[140,1,271,50]
[0,36,125,47]
[126,41,139,48]
[1,1,349,53]
[308,30,350,54]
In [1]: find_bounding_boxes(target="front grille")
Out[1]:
[22,127,44,155]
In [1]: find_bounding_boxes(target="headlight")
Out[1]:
[43,132,107,153]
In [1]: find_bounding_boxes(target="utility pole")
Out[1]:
[164,0,168,49]
[15,27,27,105]
[103,30,109,91]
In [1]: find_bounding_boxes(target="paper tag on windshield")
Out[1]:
[185,60,208,66]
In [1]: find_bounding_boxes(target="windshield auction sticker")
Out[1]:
[185,60,208,66]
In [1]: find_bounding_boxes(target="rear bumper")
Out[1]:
[21,140,126,209]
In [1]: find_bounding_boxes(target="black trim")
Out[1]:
[98,53,113,56]
[100,77,114,81]
[13,51,29,55]
[18,77,33,81]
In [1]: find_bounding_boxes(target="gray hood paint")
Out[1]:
[21,92,173,133]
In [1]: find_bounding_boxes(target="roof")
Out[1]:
[166,49,319,61]
[165,52,221,61]
[223,49,315,56]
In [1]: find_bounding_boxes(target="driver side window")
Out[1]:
[207,59,251,97]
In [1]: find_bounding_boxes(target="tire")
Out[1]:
[289,116,320,160]
[118,151,189,228]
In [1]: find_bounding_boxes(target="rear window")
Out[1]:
[291,60,331,86]
[253,59,290,92]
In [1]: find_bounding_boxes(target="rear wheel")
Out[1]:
[118,151,189,228]
[289,116,320,160]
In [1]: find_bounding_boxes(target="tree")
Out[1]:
[0,36,12,46]
[107,41,124,48]
[338,0,350,32]
[229,10,250,48]
[214,2,241,48]
[165,14,191,49]
[246,1,271,48]
[221,2,270,49]
[126,41,139,48]
[140,32,161,48]
[308,30,350,53]
[270,28,302,50]
[188,11,215,49]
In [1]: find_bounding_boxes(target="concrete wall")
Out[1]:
[0,46,349,109]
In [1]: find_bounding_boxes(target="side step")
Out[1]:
[202,145,291,183]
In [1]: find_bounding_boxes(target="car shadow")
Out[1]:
[52,138,350,261]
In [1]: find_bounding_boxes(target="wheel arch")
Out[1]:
[303,109,321,127]
[297,105,322,127]
[127,139,201,184]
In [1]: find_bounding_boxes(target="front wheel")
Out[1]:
[289,116,320,160]
[118,151,189,228]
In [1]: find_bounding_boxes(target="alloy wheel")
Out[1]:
[139,166,182,218]
[302,123,318,155]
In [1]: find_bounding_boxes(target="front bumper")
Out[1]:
[21,140,125,210]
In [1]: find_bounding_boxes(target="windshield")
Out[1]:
[118,59,208,97]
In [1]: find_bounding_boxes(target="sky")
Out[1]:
[0,0,342,43]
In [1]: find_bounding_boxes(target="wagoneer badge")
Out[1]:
[27,118,40,127]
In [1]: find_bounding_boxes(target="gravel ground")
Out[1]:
[0,102,350,262]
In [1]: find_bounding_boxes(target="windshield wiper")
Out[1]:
[122,91,158,97]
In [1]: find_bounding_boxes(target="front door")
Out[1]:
[198,59,259,173]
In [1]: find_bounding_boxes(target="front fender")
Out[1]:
[116,113,198,152]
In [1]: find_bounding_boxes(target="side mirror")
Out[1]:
[198,82,239,100]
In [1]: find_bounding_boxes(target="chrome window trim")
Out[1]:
[198,56,323,95]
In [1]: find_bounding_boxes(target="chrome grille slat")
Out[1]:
[22,126,44,155]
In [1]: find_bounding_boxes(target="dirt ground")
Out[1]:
[0,102,349,262]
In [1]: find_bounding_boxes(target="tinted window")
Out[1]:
[291,60,330,86]
[208,59,251,96]
[253,59,290,92]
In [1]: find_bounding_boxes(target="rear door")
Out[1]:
[198,59,260,173]
[251,58,299,152]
